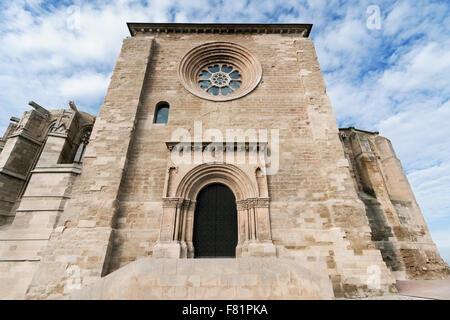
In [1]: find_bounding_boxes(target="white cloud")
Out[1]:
[430,228,450,265]
[429,229,450,252]
[0,0,160,125]
[59,72,111,101]
[379,42,450,93]
[407,162,450,222]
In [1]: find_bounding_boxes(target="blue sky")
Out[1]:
[0,0,449,264]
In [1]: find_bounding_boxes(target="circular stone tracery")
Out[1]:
[178,42,262,101]
[198,64,242,97]
[211,71,229,87]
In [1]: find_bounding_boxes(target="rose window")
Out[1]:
[178,42,262,101]
[198,64,242,96]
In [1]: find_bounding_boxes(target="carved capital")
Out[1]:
[236,197,270,210]
[254,198,270,208]
[236,199,248,211]
[162,197,185,208]
[182,199,196,210]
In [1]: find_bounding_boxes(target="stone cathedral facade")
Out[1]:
[0,23,448,300]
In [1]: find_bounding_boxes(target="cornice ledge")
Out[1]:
[127,23,312,38]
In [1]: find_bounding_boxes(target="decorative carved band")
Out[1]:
[128,23,312,38]
[162,197,197,209]
[236,198,270,210]
[162,197,185,208]
[166,141,267,151]
[163,197,269,210]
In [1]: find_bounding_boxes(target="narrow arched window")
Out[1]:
[154,102,169,124]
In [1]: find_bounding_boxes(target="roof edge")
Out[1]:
[339,127,380,135]
[127,23,313,38]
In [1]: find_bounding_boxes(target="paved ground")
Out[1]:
[343,280,450,300]
[352,295,429,300]
[395,280,450,300]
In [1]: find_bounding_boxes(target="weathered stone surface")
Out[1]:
[0,23,447,300]
[24,36,154,300]
[0,105,95,299]
[340,128,450,280]
[68,258,334,300]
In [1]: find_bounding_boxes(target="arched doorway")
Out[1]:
[153,163,276,259]
[193,183,238,258]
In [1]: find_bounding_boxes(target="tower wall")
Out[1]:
[25,36,154,299]
[0,107,95,299]
[25,27,396,299]
[340,128,449,280]
[0,110,48,226]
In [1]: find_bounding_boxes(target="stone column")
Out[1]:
[235,201,248,257]
[237,198,276,258]
[185,200,196,258]
[152,197,185,258]
[255,199,272,241]
[179,199,192,258]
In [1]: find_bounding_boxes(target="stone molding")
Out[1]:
[165,141,267,152]
[0,167,27,181]
[31,164,83,175]
[236,198,270,210]
[175,163,258,200]
[161,197,184,208]
[6,132,43,146]
[127,23,312,37]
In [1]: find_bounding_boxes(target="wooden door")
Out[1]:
[193,184,238,258]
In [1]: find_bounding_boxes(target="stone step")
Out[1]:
[68,257,335,299]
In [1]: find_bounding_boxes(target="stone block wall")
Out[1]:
[2,24,447,300]
[88,29,395,298]
[339,127,449,280]
[0,105,95,299]
[0,111,46,225]
[25,36,154,299]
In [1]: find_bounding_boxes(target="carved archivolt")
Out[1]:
[175,163,258,200]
